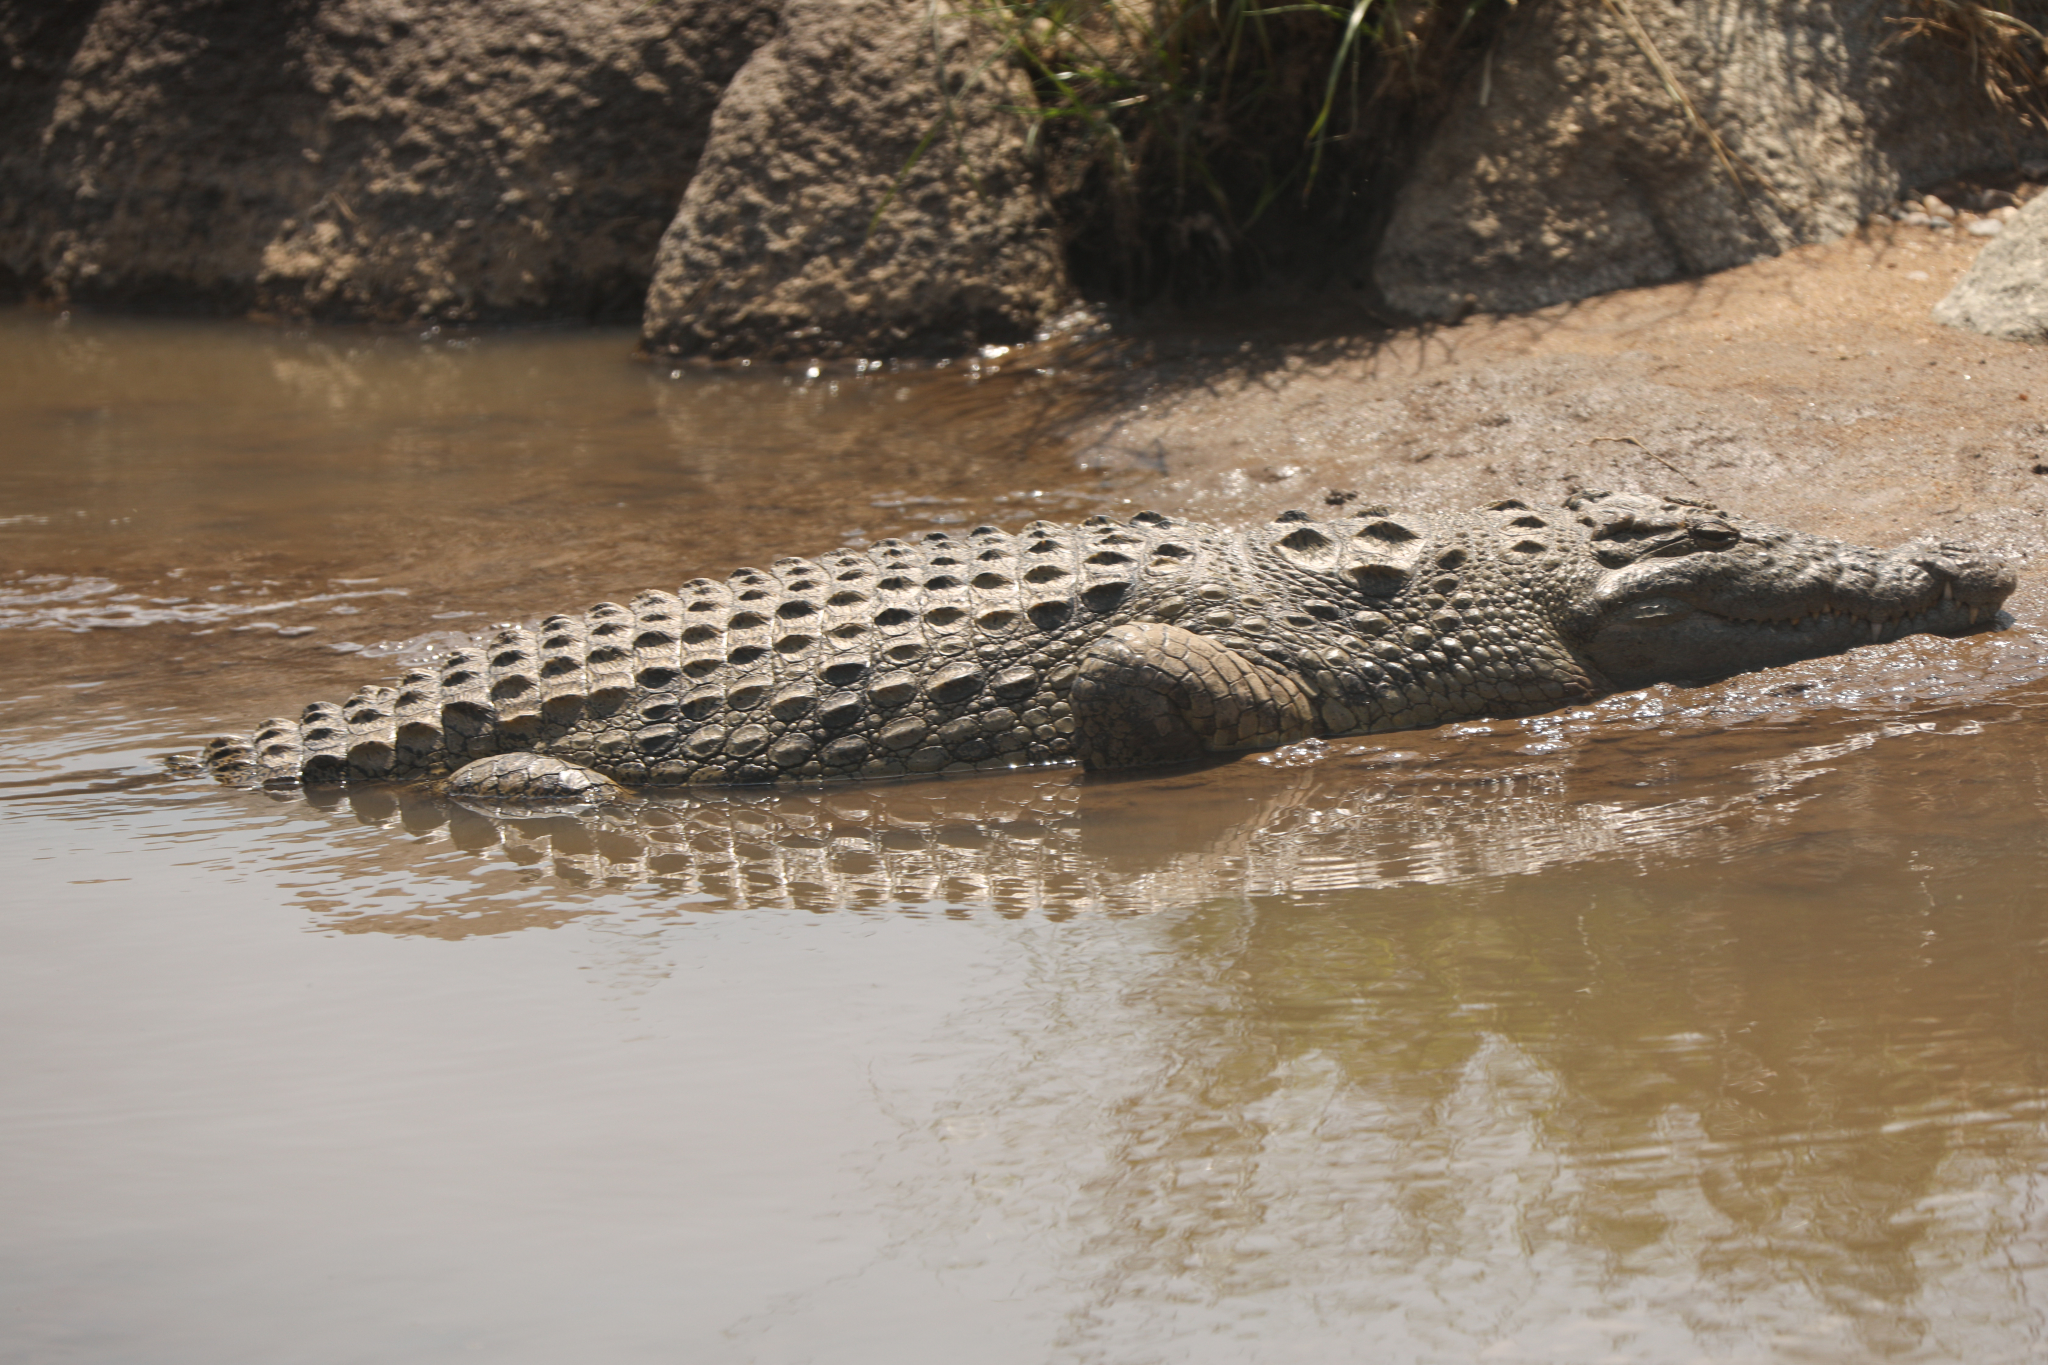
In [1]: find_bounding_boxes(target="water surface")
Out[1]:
[6,308,2048,1363]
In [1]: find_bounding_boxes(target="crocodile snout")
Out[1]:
[1902,541,2018,609]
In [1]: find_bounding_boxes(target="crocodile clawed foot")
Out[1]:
[437,752,625,808]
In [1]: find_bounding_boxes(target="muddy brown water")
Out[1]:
[6,306,2048,1363]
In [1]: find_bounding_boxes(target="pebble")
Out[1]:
[1893,195,2029,234]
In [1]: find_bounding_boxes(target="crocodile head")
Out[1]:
[1560,491,2017,688]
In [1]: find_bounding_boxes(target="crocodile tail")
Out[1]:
[197,604,641,787]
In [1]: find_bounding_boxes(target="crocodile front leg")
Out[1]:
[1070,622,1320,771]
[439,751,625,805]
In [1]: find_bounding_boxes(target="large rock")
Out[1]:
[1934,193,2048,341]
[1,0,775,322]
[1373,0,2048,321]
[640,0,1072,360]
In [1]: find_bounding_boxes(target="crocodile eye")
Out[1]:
[1691,520,1739,547]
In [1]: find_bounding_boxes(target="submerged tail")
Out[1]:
[199,596,660,787]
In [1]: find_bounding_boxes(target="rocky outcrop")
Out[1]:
[1372,0,2048,321]
[1,0,776,322]
[1935,191,2048,341]
[638,0,1072,359]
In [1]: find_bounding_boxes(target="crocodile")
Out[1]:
[194,490,2017,798]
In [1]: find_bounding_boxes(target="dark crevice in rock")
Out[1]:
[0,0,104,305]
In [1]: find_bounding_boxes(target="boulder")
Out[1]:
[1934,192,2048,341]
[1372,0,2048,321]
[640,0,1072,360]
[0,0,776,322]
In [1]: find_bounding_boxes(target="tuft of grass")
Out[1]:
[933,0,1511,300]
[1894,0,2048,127]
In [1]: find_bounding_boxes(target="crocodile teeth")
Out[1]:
[1943,581,1953,601]
[1870,620,1882,642]
[1969,606,1980,625]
